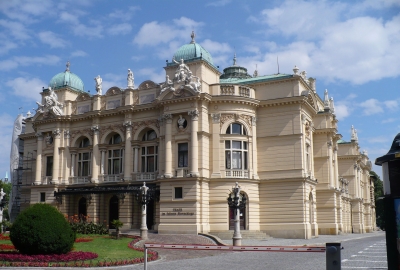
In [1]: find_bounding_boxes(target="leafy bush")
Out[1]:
[10,204,75,255]
[66,215,108,235]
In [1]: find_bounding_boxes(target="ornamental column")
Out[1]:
[63,130,70,183]
[91,125,100,183]
[35,132,43,185]
[100,149,106,175]
[133,146,140,173]
[52,129,61,184]
[163,114,173,178]
[211,114,221,178]
[70,152,76,177]
[123,121,132,181]
[188,109,199,177]
[251,116,258,179]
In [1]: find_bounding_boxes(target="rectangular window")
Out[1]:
[108,149,123,175]
[178,143,188,167]
[40,192,45,202]
[46,156,53,176]
[78,152,90,176]
[174,187,183,199]
[141,146,158,172]
[225,140,248,170]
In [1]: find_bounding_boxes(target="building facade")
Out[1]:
[13,33,376,238]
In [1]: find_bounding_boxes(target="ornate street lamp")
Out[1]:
[135,182,152,240]
[227,182,247,246]
[0,189,8,233]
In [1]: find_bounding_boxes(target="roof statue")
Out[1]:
[94,75,102,95]
[253,64,258,77]
[160,75,175,93]
[127,69,134,89]
[324,89,330,110]
[190,30,195,44]
[329,97,335,114]
[351,125,358,142]
[293,65,299,75]
[36,87,64,116]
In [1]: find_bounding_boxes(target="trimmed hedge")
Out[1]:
[10,204,75,255]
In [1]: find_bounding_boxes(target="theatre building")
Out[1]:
[13,33,376,239]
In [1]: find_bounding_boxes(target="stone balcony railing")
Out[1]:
[69,176,90,184]
[225,170,249,179]
[175,167,189,178]
[135,172,157,181]
[102,175,121,182]
[219,85,253,98]
[41,176,52,185]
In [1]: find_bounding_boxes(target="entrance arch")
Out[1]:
[228,192,248,230]
[109,195,119,228]
[78,197,87,219]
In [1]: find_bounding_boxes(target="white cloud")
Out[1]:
[0,38,17,55]
[70,50,88,57]
[335,104,350,120]
[0,55,61,71]
[249,1,400,85]
[0,19,30,40]
[382,118,397,123]
[359,99,384,115]
[206,0,231,7]
[107,23,132,35]
[59,11,103,38]
[201,39,232,54]
[38,31,67,48]
[6,77,47,101]
[137,68,165,84]
[0,113,15,178]
[384,100,398,110]
[108,6,140,21]
[133,17,203,47]
[0,0,54,22]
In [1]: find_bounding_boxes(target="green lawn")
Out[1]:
[0,234,144,263]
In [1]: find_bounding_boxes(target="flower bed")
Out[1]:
[0,251,98,262]
[0,235,159,267]
[0,244,15,250]
[0,234,10,241]
[75,237,93,243]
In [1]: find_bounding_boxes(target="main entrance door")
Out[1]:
[78,197,87,219]
[229,207,246,230]
[109,195,119,228]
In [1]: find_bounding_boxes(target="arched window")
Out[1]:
[226,123,247,135]
[108,133,123,175]
[225,123,248,178]
[141,130,158,173]
[79,138,90,148]
[109,134,122,144]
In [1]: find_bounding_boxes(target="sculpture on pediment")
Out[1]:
[36,87,64,116]
[160,75,175,93]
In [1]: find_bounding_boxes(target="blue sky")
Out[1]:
[0,0,399,178]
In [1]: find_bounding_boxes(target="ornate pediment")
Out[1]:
[105,87,123,96]
[301,90,318,111]
[76,92,91,102]
[138,80,158,90]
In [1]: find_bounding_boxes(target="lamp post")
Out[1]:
[227,182,246,246]
[136,182,150,240]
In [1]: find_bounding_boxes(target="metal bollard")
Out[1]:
[326,243,341,270]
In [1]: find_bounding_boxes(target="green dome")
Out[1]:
[48,62,85,92]
[172,32,213,65]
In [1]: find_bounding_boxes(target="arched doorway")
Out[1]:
[109,195,119,228]
[78,197,87,219]
[228,192,247,230]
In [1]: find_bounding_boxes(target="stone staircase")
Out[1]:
[208,230,270,240]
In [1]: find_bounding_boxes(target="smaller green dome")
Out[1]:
[220,54,252,80]
[49,62,85,92]
[172,31,213,65]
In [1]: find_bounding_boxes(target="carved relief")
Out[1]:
[305,121,311,138]
[105,87,122,96]
[100,98,106,111]
[133,93,139,105]
[52,129,61,138]
[239,114,252,128]
[71,102,77,115]
[138,80,158,90]
[188,109,199,120]
[76,92,91,102]
[211,113,220,124]
[220,114,234,127]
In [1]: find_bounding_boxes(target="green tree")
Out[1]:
[370,171,384,229]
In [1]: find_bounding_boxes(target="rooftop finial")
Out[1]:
[190,31,196,44]
[65,61,70,72]
[351,125,358,142]
[233,52,237,66]
[324,89,330,111]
